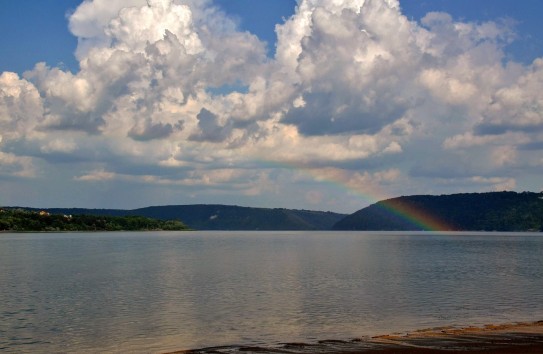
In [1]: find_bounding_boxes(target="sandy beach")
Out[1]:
[172,321,543,353]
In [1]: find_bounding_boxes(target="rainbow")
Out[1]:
[263,160,456,231]
[374,197,457,231]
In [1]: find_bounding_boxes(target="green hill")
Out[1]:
[18,205,346,231]
[333,191,543,231]
[130,205,346,230]
[10,192,540,232]
[0,208,188,232]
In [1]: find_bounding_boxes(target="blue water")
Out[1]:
[1,231,542,352]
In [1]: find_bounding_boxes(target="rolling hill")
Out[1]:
[9,191,543,231]
[29,205,346,231]
[333,191,543,231]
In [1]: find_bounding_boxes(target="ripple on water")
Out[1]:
[1,231,543,352]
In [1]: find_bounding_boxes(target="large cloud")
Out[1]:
[280,0,418,135]
[477,58,543,134]
[0,0,542,211]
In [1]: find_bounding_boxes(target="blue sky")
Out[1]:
[2,1,540,74]
[0,0,542,212]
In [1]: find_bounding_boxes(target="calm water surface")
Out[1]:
[1,231,542,352]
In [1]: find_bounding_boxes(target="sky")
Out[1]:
[0,0,542,213]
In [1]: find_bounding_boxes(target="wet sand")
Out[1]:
[171,321,543,353]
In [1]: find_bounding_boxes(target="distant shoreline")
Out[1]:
[0,229,190,233]
[0,208,188,232]
[173,321,543,353]
[5,192,543,231]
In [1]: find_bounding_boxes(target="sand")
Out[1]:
[171,321,543,353]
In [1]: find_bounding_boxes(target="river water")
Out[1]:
[1,231,542,352]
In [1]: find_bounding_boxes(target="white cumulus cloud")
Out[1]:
[1,0,542,211]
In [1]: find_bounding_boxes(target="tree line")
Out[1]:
[0,208,188,232]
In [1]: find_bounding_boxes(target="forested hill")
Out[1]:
[126,205,346,230]
[19,205,346,231]
[333,191,543,231]
[0,208,188,232]
[8,192,541,232]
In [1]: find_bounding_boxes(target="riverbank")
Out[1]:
[173,321,543,353]
[0,208,188,232]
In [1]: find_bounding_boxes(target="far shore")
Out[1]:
[0,229,191,233]
[171,320,543,353]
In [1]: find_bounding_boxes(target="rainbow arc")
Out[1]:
[264,160,455,231]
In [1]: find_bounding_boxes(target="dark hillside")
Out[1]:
[333,191,543,231]
[25,205,346,230]
[130,205,345,230]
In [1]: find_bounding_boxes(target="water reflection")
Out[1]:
[1,231,542,352]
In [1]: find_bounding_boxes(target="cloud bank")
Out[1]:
[1,0,542,211]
